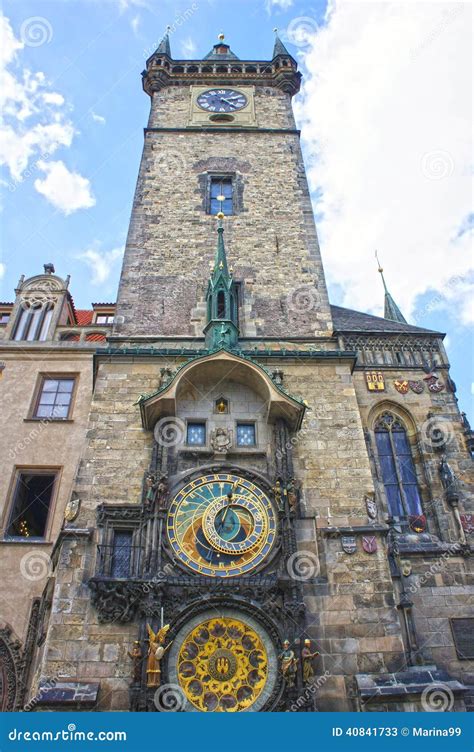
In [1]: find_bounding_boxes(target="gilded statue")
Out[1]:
[279,639,297,687]
[146,624,172,688]
[302,639,319,683]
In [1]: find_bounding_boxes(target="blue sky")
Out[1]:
[0,0,472,420]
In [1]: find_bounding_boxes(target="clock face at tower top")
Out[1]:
[197,89,248,113]
[167,473,277,577]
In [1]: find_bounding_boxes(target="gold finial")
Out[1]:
[218,32,225,41]
[216,211,225,220]
[375,250,383,274]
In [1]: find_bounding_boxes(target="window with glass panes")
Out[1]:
[187,422,206,446]
[374,413,423,518]
[34,377,75,419]
[110,531,133,578]
[236,423,256,447]
[210,177,233,215]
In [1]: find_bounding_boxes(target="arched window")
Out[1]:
[216,291,226,319]
[374,412,422,518]
[13,302,54,341]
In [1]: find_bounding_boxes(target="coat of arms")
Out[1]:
[362,536,377,554]
[424,373,445,393]
[365,371,385,392]
[64,496,80,522]
[409,514,426,533]
[341,535,357,554]
[408,380,424,394]
[460,514,474,534]
[394,379,409,394]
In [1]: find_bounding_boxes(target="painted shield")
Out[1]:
[365,371,385,392]
[408,380,424,394]
[409,514,426,533]
[362,536,377,554]
[424,374,445,393]
[64,497,80,522]
[365,495,377,520]
[460,514,474,534]
[341,535,357,554]
[394,379,409,394]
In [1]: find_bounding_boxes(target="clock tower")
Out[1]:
[29,31,472,715]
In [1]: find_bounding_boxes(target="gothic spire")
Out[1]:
[204,214,239,350]
[156,27,171,57]
[376,251,407,324]
[272,28,294,59]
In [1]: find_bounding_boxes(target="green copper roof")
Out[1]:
[376,255,407,324]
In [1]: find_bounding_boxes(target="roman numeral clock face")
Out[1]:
[197,89,248,113]
[167,474,277,577]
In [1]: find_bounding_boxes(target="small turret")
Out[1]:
[204,213,239,350]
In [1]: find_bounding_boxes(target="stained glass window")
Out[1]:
[236,423,256,447]
[111,531,133,578]
[375,413,422,518]
[187,422,206,446]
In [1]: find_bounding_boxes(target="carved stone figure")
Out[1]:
[279,640,297,687]
[128,641,143,684]
[210,427,232,454]
[273,479,283,511]
[461,412,471,432]
[156,475,169,509]
[146,624,172,688]
[286,478,299,515]
[302,639,319,684]
[439,457,458,497]
[145,473,158,505]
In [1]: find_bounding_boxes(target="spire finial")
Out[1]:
[218,32,225,41]
[375,251,407,324]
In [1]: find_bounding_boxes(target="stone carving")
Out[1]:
[146,624,172,688]
[365,493,377,520]
[362,535,377,554]
[286,478,299,515]
[341,535,356,554]
[64,496,80,523]
[210,427,232,454]
[302,639,319,684]
[439,456,459,499]
[279,640,297,687]
[128,641,143,684]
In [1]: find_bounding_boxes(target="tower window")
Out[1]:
[236,423,256,447]
[217,291,226,318]
[13,303,54,342]
[209,177,233,215]
[110,530,133,578]
[6,471,57,538]
[374,413,422,518]
[187,422,206,446]
[33,376,76,420]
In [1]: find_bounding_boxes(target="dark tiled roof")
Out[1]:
[330,305,442,335]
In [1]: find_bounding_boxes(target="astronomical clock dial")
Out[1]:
[167,473,277,577]
[196,89,248,113]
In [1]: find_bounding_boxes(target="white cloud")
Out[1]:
[34,160,95,215]
[131,14,140,35]
[91,110,106,125]
[0,262,5,279]
[265,0,294,12]
[180,36,197,57]
[294,1,473,327]
[77,246,124,285]
[0,13,93,207]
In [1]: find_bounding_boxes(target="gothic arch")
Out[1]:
[367,400,417,438]
[0,625,23,711]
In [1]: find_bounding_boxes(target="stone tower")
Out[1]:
[25,33,472,713]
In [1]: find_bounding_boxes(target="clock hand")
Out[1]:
[220,98,238,109]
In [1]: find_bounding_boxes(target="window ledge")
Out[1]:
[23,418,74,423]
[0,537,51,545]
